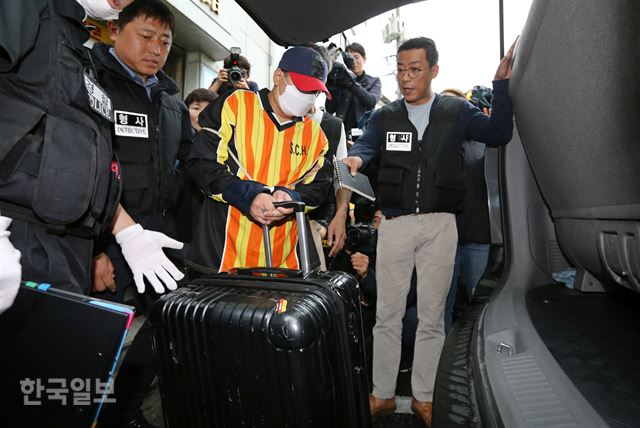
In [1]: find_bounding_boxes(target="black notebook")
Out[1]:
[332,155,375,201]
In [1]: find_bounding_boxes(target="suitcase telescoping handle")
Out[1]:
[262,200,311,275]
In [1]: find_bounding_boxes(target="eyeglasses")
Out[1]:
[393,67,427,79]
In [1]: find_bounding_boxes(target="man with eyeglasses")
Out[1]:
[341,36,515,426]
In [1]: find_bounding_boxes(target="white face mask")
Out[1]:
[76,0,120,20]
[278,83,318,118]
[315,92,327,110]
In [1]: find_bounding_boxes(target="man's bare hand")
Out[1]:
[350,252,370,278]
[494,37,518,81]
[212,68,250,91]
[233,78,251,90]
[92,252,116,293]
[217,68,229,83]
[342,156,363,176]
[327,212,346,257]
[208,69,225,94]
[250,193,276,225]
[250,191,296,225]
[271,190,294,218]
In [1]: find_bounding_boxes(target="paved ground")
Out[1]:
[140,374,424,428]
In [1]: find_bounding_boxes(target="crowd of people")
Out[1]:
[0,1,515,427]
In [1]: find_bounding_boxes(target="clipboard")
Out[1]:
[0,283,135,427]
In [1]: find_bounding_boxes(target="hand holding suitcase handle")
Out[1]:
[262,201,311,275]
[272,200,305,212]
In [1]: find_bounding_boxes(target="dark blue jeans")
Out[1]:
[444,243,490,334]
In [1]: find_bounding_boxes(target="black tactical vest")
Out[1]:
[92,43,186,217]
[376,95,467,214]
[309,111,343,222]
[320,112,343,160]
[0,0,120,237]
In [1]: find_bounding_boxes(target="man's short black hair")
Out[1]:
[223,54,252,77]
[184,88,218,107]
[346,42,366,58]
[117,0,176,35]
[398,37,439,66]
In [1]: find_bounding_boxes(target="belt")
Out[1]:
[384,212,432,220]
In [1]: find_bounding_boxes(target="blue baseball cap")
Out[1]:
[278,46,331,99]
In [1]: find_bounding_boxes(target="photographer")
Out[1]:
[325,43,381,140]
[209,51,259,98]
[329,204,378,362]
[330,204,379,302]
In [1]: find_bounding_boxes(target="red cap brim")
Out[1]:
[288,71,332,100]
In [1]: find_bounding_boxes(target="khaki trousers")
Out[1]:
[309,219,327,271]
[372,212,457,402]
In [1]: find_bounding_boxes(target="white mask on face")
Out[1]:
[76,0,120,20]
[315,92,327,110]
[278,83,318,118]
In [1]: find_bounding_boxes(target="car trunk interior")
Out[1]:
[469,1,640,427]
[527,283,640,427]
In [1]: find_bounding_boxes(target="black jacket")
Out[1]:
[326,71,381,132]
[309,111,343,223]
[92,43,192,221]
[457,141,491,244]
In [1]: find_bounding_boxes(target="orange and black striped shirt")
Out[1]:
[186,89,331,273]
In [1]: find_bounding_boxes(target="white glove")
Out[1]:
[116,224,184,294]
[0,216,22,314]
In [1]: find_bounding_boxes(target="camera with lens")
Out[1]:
[228,47,244,84]
[345,223,377,255]
[327,49,356,87]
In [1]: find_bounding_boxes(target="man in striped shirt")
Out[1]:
[186,47,333,273]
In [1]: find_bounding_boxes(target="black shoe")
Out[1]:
[123,414,159,428]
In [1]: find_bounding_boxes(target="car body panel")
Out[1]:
[234,0,424,46]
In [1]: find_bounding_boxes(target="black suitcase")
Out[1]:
[150,201,371,428]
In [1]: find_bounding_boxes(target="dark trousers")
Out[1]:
[94,212,180,424]
[9,218,93,293]
[94,253,157,424]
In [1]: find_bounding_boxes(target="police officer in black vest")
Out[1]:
[341,37,516,425]
[88,1,192,426]
[0,0,184,299]
[90,0,191,304]
[0,2,185,426]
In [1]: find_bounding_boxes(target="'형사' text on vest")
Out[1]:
[376,95,467,214]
